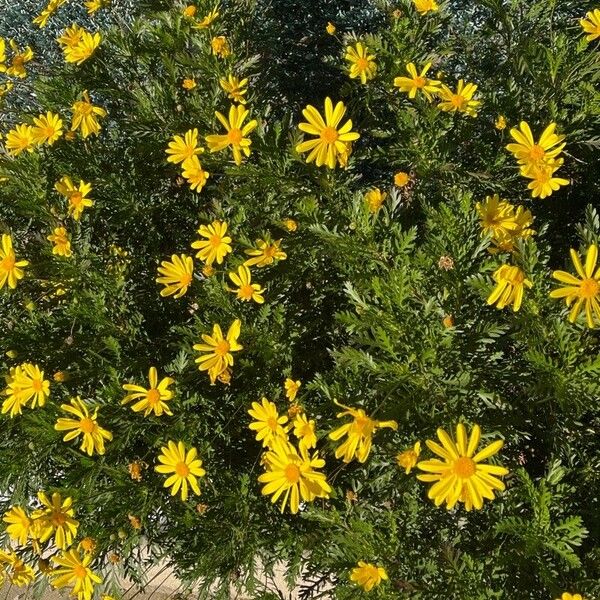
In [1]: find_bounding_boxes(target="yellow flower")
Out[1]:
[166,129,203,164]
[295,97,360,169]
[326,22,336,35]
[394,171,409,187]
[487,264,532,311]
[33,0,68,27]
[0,550,35,586]
[71,90,107,138]
[345,42,376,85]
[258,437,331,514]
[193,6,219,28]
[182,77,196,90]
[364,188,386,213]
[248,397,289,448]
[292,412,317,451]
[181,156,210,192]
[558,594,585,600]
[2,370,29,418]
[495,115,507,130]
[219,74,249,104]
[84,0,109,14]
[0,234,28,290]
[60,28,101,65]
[37,492,79,550]
[284,378,301,401]
[78,537,97,554]
[122,367,175,417]
[396,441,421,474]
[55,176,94,220]
[211,35,230,57]
[50,548,101,600]
[244,238,287,268]
[328,399,398,463]
[128,460,145,481]
[183,5,197,17]
[282,218,298,232]
[4,363,50,409]
[191,220,232,265]
[417,423,509,510]
[5,40,34,78]
[155,440,206,501]
[412,0,439,15]
[228,264,265,303]
[5,124,36,156]
[350,561,388,592]
[193,319,242,384]
[394,62,441,101]
[156,254,194,298]
[581,9,600,41]
[437,79,480,117]
[0,81,13,98]
[202,264,216,277]
[205,105,258,165]
[550,244,600,329]
[520,159,569,199]
[3,506,32,546]
[57,24,84,48]
[55,396,113,456]
[48,227,72,257]
[506,121,565,167]
[31,111,64,145]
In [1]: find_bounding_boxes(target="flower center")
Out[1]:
[146,389,160,406]
[453,456,476,478]
[227,128,243,144]
[180,273,192,286]
[80,417,96,433]
[264,245,277,258]
[356,57,369,71]
[353,416,374,436]
[580,278,599,299]
[215,340,230,356]
[284,464,301,483]
[175,461,190,477]
[504,269,525,285]
[267,417,278,431]
[320,126,339,143]
[75,102,93,116]
[52,511,67,526]
[32,378,43,392]
[451,94,465,108]
[0,255,15,271]
[529,145,545,161]
[70,192,83,206]
[210,234,223,248]
[240,284,254,299]
[73,565,88,579]
[414,76,426,88]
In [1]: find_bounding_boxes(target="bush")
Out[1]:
[0,1,599,598]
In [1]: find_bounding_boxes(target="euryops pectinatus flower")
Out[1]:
[417,424,508,511]
[155,440,206,501]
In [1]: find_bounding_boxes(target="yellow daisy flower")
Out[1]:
[0,550,35,586]
[244,238,287,268]
[437,79,480,117]
[55,176,93,220]
[344,41,377,84]
[37,492,79,550]
[550,244,600,329]
[155,440,206,501]
[412,0,439,15]
[284,378,301,401]
[581,9,600,41]
[417,423,509,511]
[60,28,101,65]
[193,319,242,384]
[495,115,507,130]
[364,188,386,213]
[350,561,388,592]
[182,77,196,89]
[182,5,197,18]
[57,24,84,48]
[191,220,232,265]
[394,62,441,101]
[228,264,265,303]
[396,441,421,474]
[122,367,175,417]
[5,124,36,156]
[258,437,331,514]
[31,111,64,146]
[248,397,289,448]
[5,363,50,408]
[506,121,565,167]
[156,254,194,298]
[292,412,317,451]
[55,397,113,456]
[165,129,203,164]
[328,399,398,464]
[71,90,107,138]
[205,105,258,165]
[0,233,28,290]
[557,594,585,600]
[181,156,210,192]
[295,97,360,169]
[326,22,336,35]
[50,548,101,600]
[193,6,219,28]
[487,264,532,311]
[33,0,68,27]
[210,35,230,56]
[520,159,569,199]
[3,506,32,546]
[84,0,109,14]
[48,227,72,257]
[5,40,34,78]
[394,171,409,187]
[219,74,248,104]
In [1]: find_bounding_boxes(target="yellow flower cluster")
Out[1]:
[0,38,34,79]
[2,363,50,417]
[57,25,102,65]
